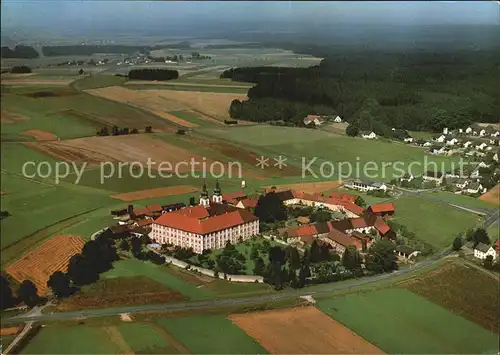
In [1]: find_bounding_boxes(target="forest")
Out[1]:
[1,45,39,58]
[224,47,500,134]
[128,68,179,81]
[41,45,150,56]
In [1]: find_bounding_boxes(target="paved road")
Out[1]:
[5,249,451,325]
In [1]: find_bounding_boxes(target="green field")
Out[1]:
[127,84,249,94]
[102,258,213,301]
[1,85,173,141]
[158,315,267,354]
[71,75,127,91]
[21,325,122,354]
[119,323,176,354]
[169,110,215,126]
[202,125,460,181]
[393,196,480,248]
[423,190,497,211]
[317,288,499,354]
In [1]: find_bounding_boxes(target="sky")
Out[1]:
[2,1,499,34]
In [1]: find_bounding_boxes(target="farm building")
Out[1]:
[395,245,421,261]
[366,203,395,217]
[361,131,377,139]
[345,179,388,192]
[422,171,444,185]
[303,114,325,126]
[473,243,497,260]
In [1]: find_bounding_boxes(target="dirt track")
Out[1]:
[23,129,58,141]
[112,186,199,201]
[230,306,384,354]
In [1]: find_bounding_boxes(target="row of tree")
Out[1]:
[96,125,152,136]
[10,65,32,74]
[128,69,179,81]
[1,45,39,58]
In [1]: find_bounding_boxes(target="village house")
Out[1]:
[479,129,487,137]
[222,190,248,205]
[435,134,447,143]
[446,138,458,146]
[345,179,388,192]
[465,126,474,135]
[161,203,186,213]
[455,178,469,189]
[235,198,258,210]
[491,131,500,137]
[431,146,448,155]
[395,245,421,262]
[442,127,449,134]
[458,128,463,134]
[473,243,497,260]
[334,116,343,123]
[475,142,488,151]
[403,137,414,143]
[466,182,486,194]
[400,173,414,182]
[463,141,473,149]
[422,141,432,147]
[361,131,377,139]
[303,114,325,126]
[150,184,259,254]
[323,229,363,256]
[493,152,499,162]
[366,203,395,217]
[422,171,444,185]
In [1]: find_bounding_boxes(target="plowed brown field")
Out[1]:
[479,185,499,205]
[6,235,85,295]
[229,307,384,354]
[111,186,199,201]
[85,86,247,124]
[0,327,20,336]
[1,109,29,124]
[23,129,58,141]
[25,134,216,171]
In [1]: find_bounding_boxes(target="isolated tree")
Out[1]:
[18,280,40,308]
[346,123,360,137]
[47,271,72,298]
[365,240,398,274]
[342,245,362,271]
[298,264,310,287]
[0,274,15,310]
[130,237,142,257]
[452,236,463,251]
[119,239,131,251]
[188,196,196,206]
[78,69,84,75]
[253,257,266,276]
[472,228,490,246]
[355,196,366,208]
[483,255,494,269]
[309,240,322,263]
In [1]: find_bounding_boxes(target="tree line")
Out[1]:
[223,47,500,133]
[128,68,179,81]
[96,125,152,136]
[1,45,39,59]
[41,45,150,57]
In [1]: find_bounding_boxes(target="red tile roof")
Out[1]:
[350,217,369,229]
[136,219,153,227]
[342,203,364,216]
[495,240,500,254]
[154,208,258,235]
[369,203,395,213]
[238,199,258,208]
[327,229,362,249]
[222,191,247,202]
[374,217,391,235]
[325,191,359,203]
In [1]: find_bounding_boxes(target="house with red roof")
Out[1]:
[236,198,258,210]
[366,203,395,217]
[150,203,259,254]
[323,229,363,255]
[222,191,248,205]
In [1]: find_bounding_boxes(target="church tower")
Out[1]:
[212,180,223,203]
[199,181,210,207]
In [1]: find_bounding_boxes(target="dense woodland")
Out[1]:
[128,68,179,81]
[224,48,500,134]
[41,45,150,56]
[1,45,39,58]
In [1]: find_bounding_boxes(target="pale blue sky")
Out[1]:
[2,1,499,31]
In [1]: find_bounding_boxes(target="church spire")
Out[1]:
[212,179,223,203]
[200,180,210,207]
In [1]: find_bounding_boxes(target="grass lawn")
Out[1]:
[71,75,127,91]
[401,261,499,333]
[423,190,497,211]
[119,322,177,354]
[317,288,499,354]
[393,196,481,249]
[202,125,460,181]
[102,258,213,300]
[21,324,123,354]
[169,110,216,126]
[158,315,267,354]
[487,225,499,241]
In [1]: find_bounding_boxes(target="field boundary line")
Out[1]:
[104,326,134,355]
[148,323,191,354]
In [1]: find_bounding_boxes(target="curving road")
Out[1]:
[5,249,451,325]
